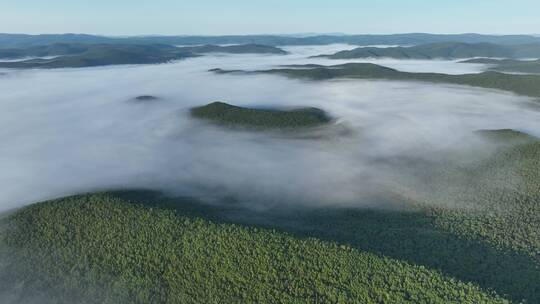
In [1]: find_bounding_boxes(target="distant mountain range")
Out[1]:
[2,33,540,48]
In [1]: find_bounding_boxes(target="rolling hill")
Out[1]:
[0,43,289,69]
[213,63,540,98]
[460,58,540,73]
[0,43,95,59]
[0,192,510,304]
[0,44,197,68]
[315,42,540,59]
[0,43,288,61]
[190,102,332,129]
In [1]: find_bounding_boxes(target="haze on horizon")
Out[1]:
[1,0,540,36]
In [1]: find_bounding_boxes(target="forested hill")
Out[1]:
[460,58,540,73]
[0,44,197,69]
[1,129,539,303]
[316,42,540,59]
[213,63,540,98]
[190,102,331,129]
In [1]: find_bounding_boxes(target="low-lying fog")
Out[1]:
[0,45,539,211]
[0,56,60,63]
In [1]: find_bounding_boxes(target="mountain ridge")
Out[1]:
[2,33,540,48]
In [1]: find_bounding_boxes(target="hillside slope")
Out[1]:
[1,130,539,303]
[0,193,508,304]
[217,63,540,98]
[0,44,196,68]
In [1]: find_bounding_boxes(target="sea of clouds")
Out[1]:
[0,44,539,211]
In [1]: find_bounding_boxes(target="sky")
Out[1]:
[1,0,539,36]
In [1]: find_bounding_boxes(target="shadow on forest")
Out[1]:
[114,190,539,303]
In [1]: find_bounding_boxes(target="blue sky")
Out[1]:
[1,0,539,35]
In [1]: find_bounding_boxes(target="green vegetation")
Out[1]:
[476,129,537,143]
[190,101,332,129]
[460,58,540,74]
[0,193,508,304]
[132,95,160,102]
[1,129,539,303]
[176,44,287,55]
[315,42,540,59]
[0,44,197,69]
[236,129,540,303]
[426,130,540,257]
[219,62,540,98]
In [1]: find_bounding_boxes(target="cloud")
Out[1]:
[0,46,539,211]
